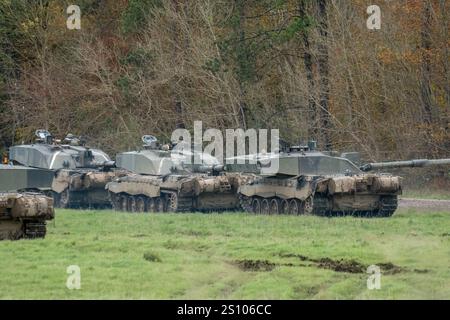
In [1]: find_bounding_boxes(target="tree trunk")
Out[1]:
[317,0,332,150]
[236,0,248,130]
[172,0,185,129]
[439,0,449,120]
[298,0,316,140]
[420,0,433,124]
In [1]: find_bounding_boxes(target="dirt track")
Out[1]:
[399,198,450,210]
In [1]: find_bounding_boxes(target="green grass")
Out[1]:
[0,208,449,299]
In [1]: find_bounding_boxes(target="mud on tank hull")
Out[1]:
[52,169,124,209]
[239,174,401,217]
[106,173,251,213]
[0,192,54,240]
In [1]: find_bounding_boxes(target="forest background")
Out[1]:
[0,0,448,188]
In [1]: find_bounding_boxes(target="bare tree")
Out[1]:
[420,0,433,124]
[298,0,316,139]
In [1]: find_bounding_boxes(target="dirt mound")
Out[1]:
[234,259,276,272]
[413,268,429,274]
[237,254,412,274]
[315,258,365,273]
[377,262,404,274]
[278,253,407,274]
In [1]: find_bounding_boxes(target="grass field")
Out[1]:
[0,208,449,299]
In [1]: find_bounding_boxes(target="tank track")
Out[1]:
[239,194,320,215]
[54,189,112,209]
[310,196,330,216]
[239,195,253,213]
[239,194,398,218]
[376,195,398,217]
[110,192,194,213]
[165,191,193,212]
[23,220,47,239]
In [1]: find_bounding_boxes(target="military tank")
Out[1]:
[106,135,249,212]
[9,130,122,208]
[230,143,450,217]
[0,164,55,240]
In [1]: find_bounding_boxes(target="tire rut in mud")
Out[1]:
[233,254,426,274]
[278,253,407,274]
[233,259,277,272]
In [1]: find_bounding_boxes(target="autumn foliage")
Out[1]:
[0,0,448,162]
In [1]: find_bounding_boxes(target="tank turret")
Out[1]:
[226,144,362,177]
[117,135,224,176]
[9,130,111,170]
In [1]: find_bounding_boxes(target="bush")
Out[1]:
[143,251,162,263]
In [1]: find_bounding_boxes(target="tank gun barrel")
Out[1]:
[192,164,224,173]
[213,164,224,172]
[103,160,116,167]
[360,158,450,171]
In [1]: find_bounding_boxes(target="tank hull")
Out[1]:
[0,192,54,240]
[106,173,251,212]
[52,169,125,209]
[238,174,401,217]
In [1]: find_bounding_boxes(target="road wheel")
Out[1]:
[166,193,178,212]
[59,189,70,208]
[110,193,121,211]
[155,197,165,212]
[120,195,128,212]
[302,196,314,215]
[136,196,146,213]
[147,198,155,212]
[269,198,280,214]
[261,199,270,215]
[288,199,300,215]
[251,198,261,214]
[280,199,289,214]
[127,197,136,213]
[129,197,137,212]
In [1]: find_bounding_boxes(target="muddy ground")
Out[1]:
[233,255,419,274]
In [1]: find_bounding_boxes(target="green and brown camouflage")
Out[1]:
[9,130,123,208]
[230,143,450,217]
[106,136,249,212]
